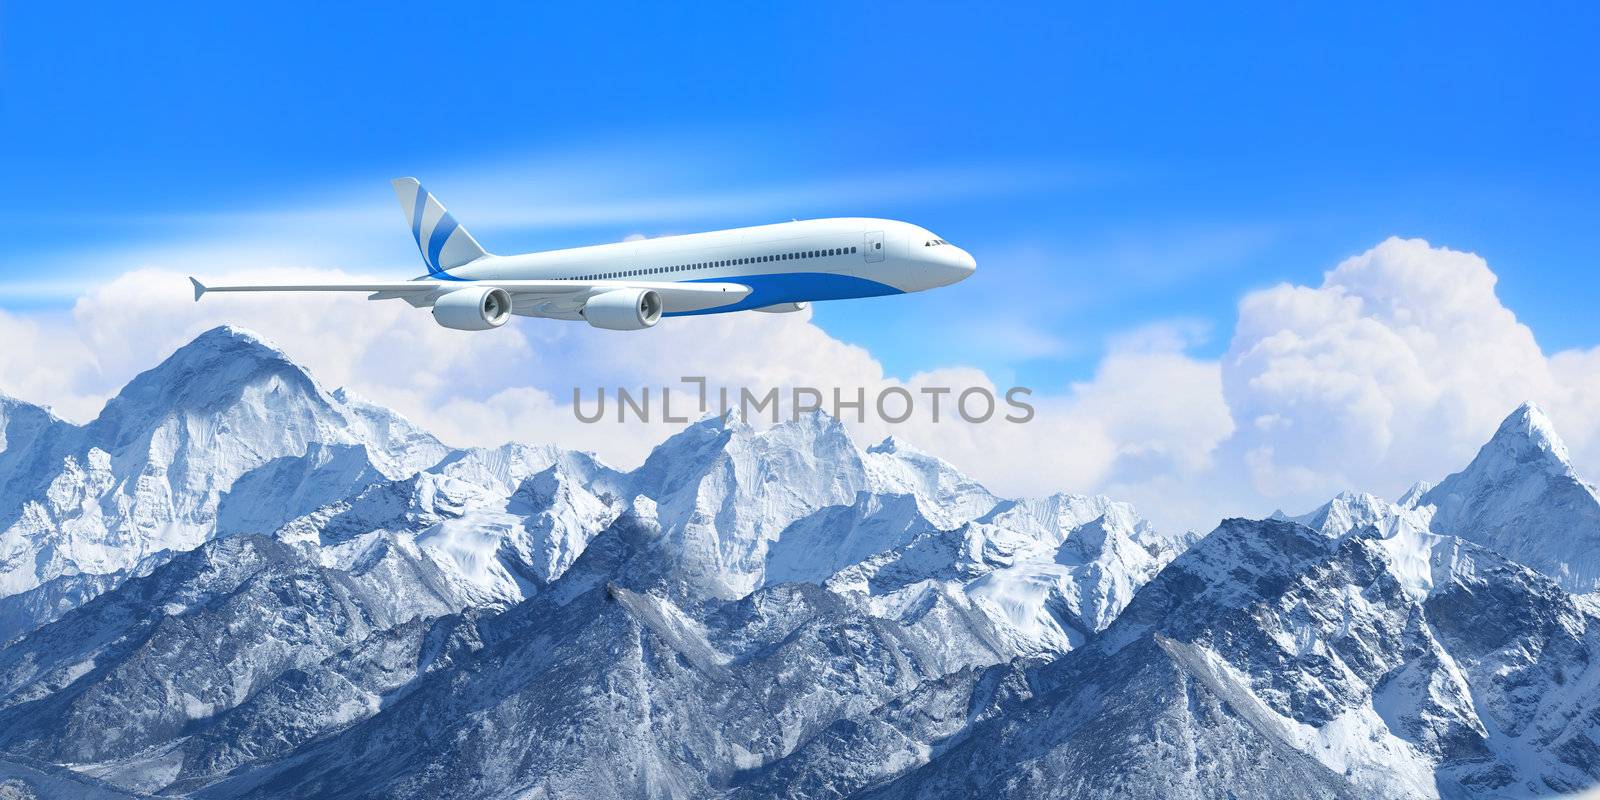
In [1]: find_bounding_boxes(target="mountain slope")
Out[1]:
[195,513,996,799]
[0,533,471,795]
[854,517,1600,799]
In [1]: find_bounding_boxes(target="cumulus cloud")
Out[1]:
[4,234,1597,537]
[1221,236,1600,513]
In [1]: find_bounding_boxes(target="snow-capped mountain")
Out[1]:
[3,327,1600,798]
[1407,402,1600,594]
[0,327,448,604]
[826,492,1194,662]
[843,514,1600,799]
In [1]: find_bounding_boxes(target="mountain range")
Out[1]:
[1,326,1599,798]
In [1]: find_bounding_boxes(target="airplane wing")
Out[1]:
[189,277,751,314]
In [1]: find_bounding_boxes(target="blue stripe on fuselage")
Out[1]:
[665,271,902,316]
[413,270,902,303]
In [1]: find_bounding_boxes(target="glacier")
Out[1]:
[1,326,1599,798]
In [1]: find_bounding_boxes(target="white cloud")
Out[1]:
[1221,236,1600,513]
[0,260,1234,532]
[5,230,1598,539]
[0,310,101,421]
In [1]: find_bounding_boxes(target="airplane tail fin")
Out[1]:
[392,177,491,275]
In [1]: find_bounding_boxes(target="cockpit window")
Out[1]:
[923,239,949,247]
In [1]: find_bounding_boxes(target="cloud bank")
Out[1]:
[1,237,1596,534]
[1223,237,1600,503]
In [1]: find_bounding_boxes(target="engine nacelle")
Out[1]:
[583,288,663,330]
[752,301,809,314]
[432,286,512,331]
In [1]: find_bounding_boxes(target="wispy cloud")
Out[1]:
[5,149,1085,302]
[45,155,1081,234]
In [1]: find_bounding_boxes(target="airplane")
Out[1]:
[191,178,976,331]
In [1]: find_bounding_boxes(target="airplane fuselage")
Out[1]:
[443,217,976,318]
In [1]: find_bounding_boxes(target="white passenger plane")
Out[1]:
[191,178,976,331]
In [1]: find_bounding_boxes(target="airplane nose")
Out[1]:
[942,247,975,284]
[926,246,975,288]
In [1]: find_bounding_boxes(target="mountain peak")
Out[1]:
[91,326,322,431]
[137,325,300,385]
[1418,402,1600,593]
[192,324,284,351]
[1482,401,1571,472]
[867,435,917,455]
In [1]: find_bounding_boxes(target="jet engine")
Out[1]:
[582,288,663,330]
[432,286,512,331]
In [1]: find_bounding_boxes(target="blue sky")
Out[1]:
[3,2,1597,393]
